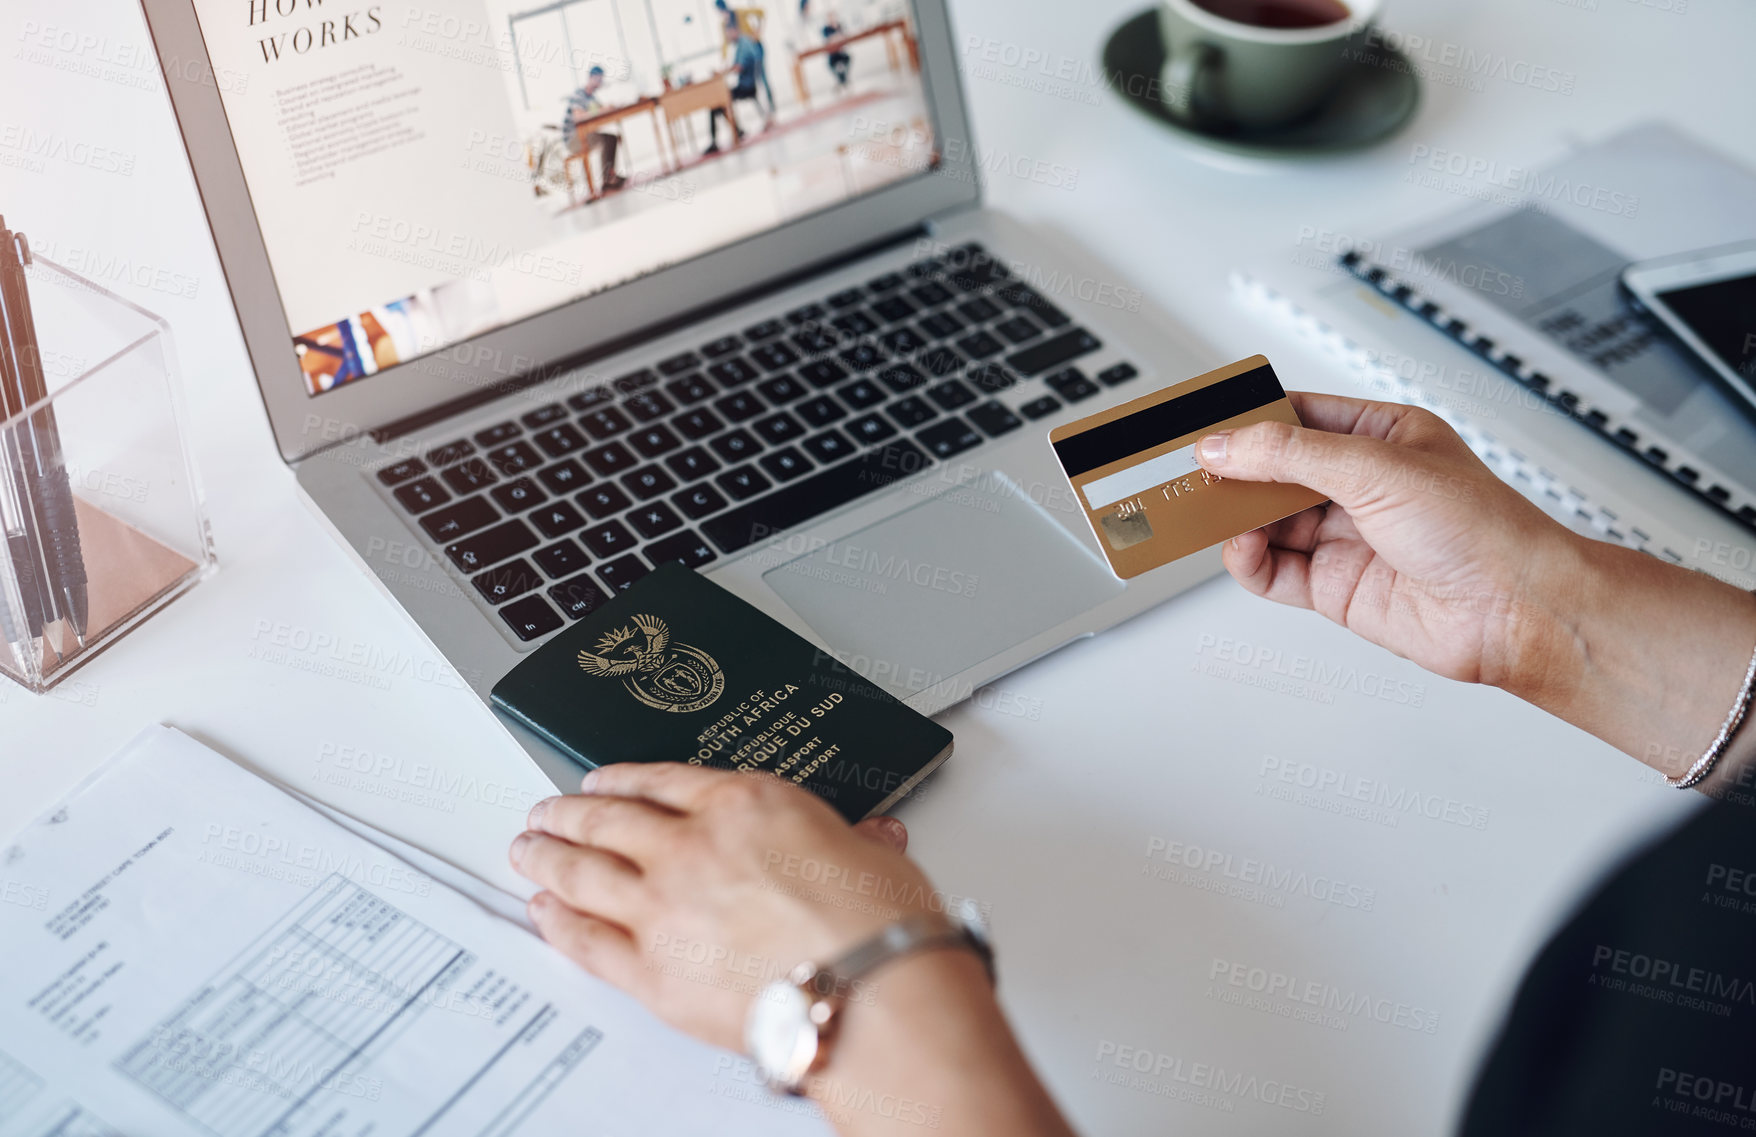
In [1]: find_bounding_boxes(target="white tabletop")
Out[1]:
[3,0,1753,1131]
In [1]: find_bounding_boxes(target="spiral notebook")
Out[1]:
[1322,122,1756,531]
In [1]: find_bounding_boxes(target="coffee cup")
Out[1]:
[1158,0,1381,132]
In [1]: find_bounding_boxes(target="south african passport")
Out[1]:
[490,563,954,821]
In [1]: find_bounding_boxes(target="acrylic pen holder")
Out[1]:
[0,254,214,693]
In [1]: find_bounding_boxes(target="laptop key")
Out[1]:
[673,483,728,519]
[501,594,565,641]
[828,286,866,309]
[628,501,685,539]
[888,396,937,428]
[490,477,546,512]
[838,342,885,371]
[533,538,589,578]
[522,403,568,428]
[377,458,427,486]
[426,439,475,467]
[799,359,849,389]
[549,573,610,620]
[393,477,450,513]
[879,363,927,393]
[531,501,587,539]
[475,421,521,446]
[833,311,879,337]
[532,423,588,457]
[1019,395,1062,420]
[956,330,1006,360]
[473,558,543,605]
[926,379,977,411]
[872,295,917,323]
[646,531,718,569]
[967,363,1018,393]
[658,351,701,376]
[485,441,543,475]
[582,441,637,477]
[710,429,762,463]
[786,302,827,324]
[702,334,743,358]
[968,401,1025,437]
[581,519,636,558]
[714,392,765,424]
[802,429,855,464]
[1008,328,1102,376]
[666,446,721,482]
[796,394,847,427]
[578,483,632,519]
[759,447,812,482]
[753,412,805,446]
[708,357,760,387]
[958,296,1002,324]
[716,464,773,501]
[918,417,983,460]
[867,271,905,293]
[597,553,651,593]
[752,341,801,370]
[743,318,785,341]
[999,283,1071,328]
[567,386,617,412]
[910,281,953,308]
[622,465,678,500]
[791,325,838,355]
[675,407,725,440]
[846,413,897,445]
[446,518,538,573]
[611,368,659,396]
[630,423,682,458]
[420,495,498,542]
[441,458,497,494]
[754,375,805,405]
[837,378,886,409]
[880,327,927,356]
[665,373,717,405]
[702,440,932,554]
[1045,366,1100,402]
[994,315,1041,344]
[538,459,589,495]
[626,391,676,422]
[1098,362,1140,386]
[580,407,633,439]
[918,347,964,377]
[920,311,964,339]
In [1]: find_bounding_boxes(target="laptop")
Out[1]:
[143,0,1221,790]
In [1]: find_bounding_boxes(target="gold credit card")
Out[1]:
[1048,355,1327,579]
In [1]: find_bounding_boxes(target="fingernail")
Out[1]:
[580,770,600,793]
[528,796,557,828]
[1198,431,1230,466]
[510,832,534,865]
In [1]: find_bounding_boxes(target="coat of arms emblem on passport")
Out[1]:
[576,613,727,714]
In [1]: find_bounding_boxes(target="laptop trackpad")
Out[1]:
[762,472,1124,698]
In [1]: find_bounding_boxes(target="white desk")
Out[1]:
[3,0,1753,1131]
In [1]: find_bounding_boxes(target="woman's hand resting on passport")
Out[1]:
[510,393,1756,1137]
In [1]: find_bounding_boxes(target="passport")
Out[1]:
[490,563,955,821]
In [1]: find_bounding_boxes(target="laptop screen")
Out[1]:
[189,0,936,396]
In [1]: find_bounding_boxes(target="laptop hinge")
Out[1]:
[370,223,932,445]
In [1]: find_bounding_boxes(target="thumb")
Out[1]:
[1196,419,1390,508]
[853,815,909,854]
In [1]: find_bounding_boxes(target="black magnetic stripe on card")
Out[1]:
[1053,364,1284,477]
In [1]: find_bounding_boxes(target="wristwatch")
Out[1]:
[744,898,994,1095]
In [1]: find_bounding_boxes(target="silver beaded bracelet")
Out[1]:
[1668,638,1756,789]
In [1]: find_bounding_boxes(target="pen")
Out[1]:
[1,225,86,649]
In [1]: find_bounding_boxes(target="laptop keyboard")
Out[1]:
[372,242,1141,645]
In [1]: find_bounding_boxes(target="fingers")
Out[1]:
[1223,532,1315,609]
[580,762,729,811]
[511,833,646,924]
[1197,416,1393,509]
[1282,391,1410,441]
[527,794,681,865]
[527,892,643,991]
[854,815,909,853]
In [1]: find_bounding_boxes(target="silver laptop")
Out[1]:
[144,0,1220,790]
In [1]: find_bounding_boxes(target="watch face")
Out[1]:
[746,980,819,1086]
